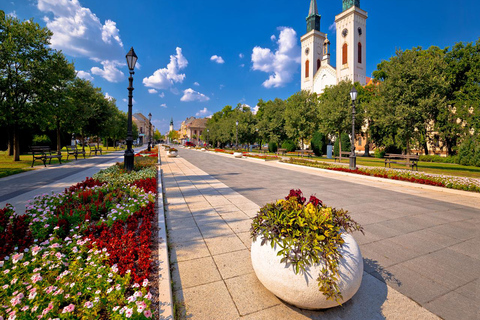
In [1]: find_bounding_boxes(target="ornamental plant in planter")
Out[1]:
[167,148,178,157]
[251,189,364,309]
[233,151,243,158]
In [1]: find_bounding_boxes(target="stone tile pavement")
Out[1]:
[160,148,443,320]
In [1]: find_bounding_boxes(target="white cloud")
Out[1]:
[148,89,158,94]
[240,64,245,68]
[329,22,336,33]
[143,47,188,90]
[104,92,114,101]
[196,107,211,117]
[7,11,17,18]
[270,35,276,41]
[37,0,124,61]
[193,82,200,86]
[239,53,244,59]
[219,84,225,89]
[210,55,225,64]
[91,60,124,82]
[160,103,167,108]
[76,70,94,81]
[159,92,165,98]
[180,88,210,102]
[251,27,300,88]
[252,105,260,115]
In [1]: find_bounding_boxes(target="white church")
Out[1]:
[301,0,369,94]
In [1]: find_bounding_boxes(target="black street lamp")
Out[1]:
[148,113,152,151]
[235,120,239,150]
[349,86,358,170]
[206,129,209,148]
[124,47,138,171]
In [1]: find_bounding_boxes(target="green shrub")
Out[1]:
[333,133,351,156]
[311,131,327,156]
[268,141,278,153]
[281,140,296,152]
[457,138,476,166]
[32,134,51,146]
[419,155,458,164]
[374,149,385,158]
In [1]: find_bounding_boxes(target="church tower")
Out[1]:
[169,118,174,132]
[335,0,368,85]
[300,0,327,92]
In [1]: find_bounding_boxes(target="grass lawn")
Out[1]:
[0,146,121,179]
[238,149,480,179]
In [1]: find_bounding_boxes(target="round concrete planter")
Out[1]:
[251,233,363,310]
[201,148,206,152]
[167,150,178,158]
[233,152,243,158]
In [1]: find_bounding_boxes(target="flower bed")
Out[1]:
[0,158,158,319]
[244,154,280,161]
[283,158,480,193]
[213,149,233,155]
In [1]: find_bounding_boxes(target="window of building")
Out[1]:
[317,59,321,71]
[342,43,348,65]
[358,42,362,64]
[305,60,309,78]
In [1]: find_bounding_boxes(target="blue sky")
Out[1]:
[4,0,480,133]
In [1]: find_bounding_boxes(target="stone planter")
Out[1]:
[167,150,178,158]
[201,148,206,152]
[251,233,363,310]
[233,152,243,158]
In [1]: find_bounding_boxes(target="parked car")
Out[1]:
[185,141,196,147]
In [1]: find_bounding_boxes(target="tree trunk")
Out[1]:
[13,124,20,161]
[338,132,342,158]
[7,127,13,156]
[423,141,429,156]
[56,121,62,155]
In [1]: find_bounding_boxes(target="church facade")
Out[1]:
[301,0,368,94]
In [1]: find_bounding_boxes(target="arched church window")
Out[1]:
[358,42,362,64]
[317,59,321,71]
[342,43,348,65]
[305,60,309,78]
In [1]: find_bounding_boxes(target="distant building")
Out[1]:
[179,116,196,143]
[187,118,208,145]
[133,113,153,145]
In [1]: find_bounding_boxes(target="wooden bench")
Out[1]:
[29,146,62,167]
[334,151,351,162]
[276,148,287,156]
[384,153,419,171]
[88,144,103,156]
[261,147,269,154]
[295,150,314,158]
[65,145,86,160]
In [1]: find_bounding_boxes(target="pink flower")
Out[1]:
[31,246,41,256]
[144,310,152,318]
[125,308,133,318]
[21,306,29,312]
[10,297,20,307]
[84,301,93,309]
[142,279,149,287]
[62,304,75,313]
[12,253,23,264]
[145,292,153,300]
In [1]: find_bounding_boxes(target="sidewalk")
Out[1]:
[160,148,441,320]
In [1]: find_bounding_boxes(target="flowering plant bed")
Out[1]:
[213,149,233,155]
[251,190,363,306]
[244,154,280,161]
[283,158,480,193]
[0,158,158,319]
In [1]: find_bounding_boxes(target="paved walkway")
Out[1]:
[0,149,138,213]
[160,148,480,319]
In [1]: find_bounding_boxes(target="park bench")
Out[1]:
[88,144,103,156]
[276,148,287,156]
[65,145,86,160]
[384,153,419,171]
[261,146,269,154]
[295,150,314,158]
[334,151,351,162]
[29,146,62,167]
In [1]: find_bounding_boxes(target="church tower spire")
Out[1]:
[342,0,360,11]
[306,0,321,33]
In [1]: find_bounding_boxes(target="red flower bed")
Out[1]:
[83,202,155,284]
[66,177,104,192]
[132,178,157,193]
[0,206,33,260]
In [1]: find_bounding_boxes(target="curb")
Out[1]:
[156,153,174,319]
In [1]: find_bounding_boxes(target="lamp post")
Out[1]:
[206,129,209,148]
[148,113,152,151]
[235,120,239,150]
[349,86,358,170]
[124,47,138,171]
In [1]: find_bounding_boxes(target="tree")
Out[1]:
[372,47,447,154]
[284,91,319,149]
[153,129,163,141]
[0,15,54,160]
[317,81,364,154]
[167,130,179,142]
[256,98,287,145]
[38,51,76,154]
